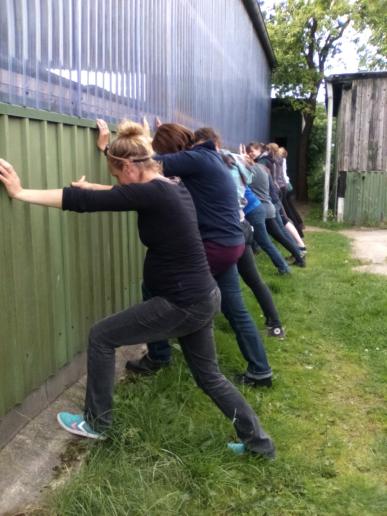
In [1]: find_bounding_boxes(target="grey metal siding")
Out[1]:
[1,0,272,147]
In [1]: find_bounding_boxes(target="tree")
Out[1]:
[262,0,353,200]
[355,1,387,70]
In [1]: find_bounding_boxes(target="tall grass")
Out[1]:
[48,231,387,515]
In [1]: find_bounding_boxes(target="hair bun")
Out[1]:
[117,120,145,139]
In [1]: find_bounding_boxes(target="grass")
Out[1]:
[46,229,387,515]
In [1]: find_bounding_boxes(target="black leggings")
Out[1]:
[280,187,304,238]
[265,217,303,263]
[237,244,281,327]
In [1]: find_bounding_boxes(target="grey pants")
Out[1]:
[84,287,274,456]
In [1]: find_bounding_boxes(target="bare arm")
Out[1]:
[14,189,63,207]
[0,159,63,208]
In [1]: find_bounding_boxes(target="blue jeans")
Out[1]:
[147,265,272,380]
[246,204,289,274]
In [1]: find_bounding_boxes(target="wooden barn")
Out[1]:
[325,72,387,225]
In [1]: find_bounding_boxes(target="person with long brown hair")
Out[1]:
[192,126,286,339]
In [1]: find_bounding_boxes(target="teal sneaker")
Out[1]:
[227,442,247,455]
[228,441,276,460]
[57,412,106,440]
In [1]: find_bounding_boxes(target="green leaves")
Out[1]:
[353,1,387,70]
[264,0,386,102]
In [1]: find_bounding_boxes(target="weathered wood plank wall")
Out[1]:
[336,77,387,173]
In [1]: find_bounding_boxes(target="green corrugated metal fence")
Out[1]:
[0,103,144,418]
[344,171,387,226]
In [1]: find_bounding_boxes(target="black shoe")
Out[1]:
[295,258,306,267]
[266,326,285,340]
[287,257,306,267]
[278,268,291,275]
[125,353,170,375]
[235,373,272,388]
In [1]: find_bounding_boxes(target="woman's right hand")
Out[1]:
[96,119,110,151]
[0,159,23,198]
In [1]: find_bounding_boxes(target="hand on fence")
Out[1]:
[96,119,110,151]
[0,159,22,198]
[238,144,253,166]
[155,116,162,128]
[142,116,151,138]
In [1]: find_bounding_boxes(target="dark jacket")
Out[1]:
[155,141,243,246]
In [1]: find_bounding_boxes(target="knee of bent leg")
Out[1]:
[88,320,107,350]
[194,369,226,395]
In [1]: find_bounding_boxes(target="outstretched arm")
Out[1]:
[0,159,63,208]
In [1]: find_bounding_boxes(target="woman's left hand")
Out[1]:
[0,159,23,198]
[71,175,93,189]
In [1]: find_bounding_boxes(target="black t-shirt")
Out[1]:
[62,179,216,306]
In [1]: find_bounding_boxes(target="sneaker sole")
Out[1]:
[57,414,106,440]
[266,327,286,340]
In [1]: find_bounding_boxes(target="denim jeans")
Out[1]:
[84,287,274,456]
[245,204,289,274]
[148,265,272,380]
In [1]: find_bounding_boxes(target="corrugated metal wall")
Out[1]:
[344,170,387,225]
[0,1,272,420]
[0,105,145,417]
[0,0,272,148]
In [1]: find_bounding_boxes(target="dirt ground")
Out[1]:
[305,225,387,276]
[340,229,387,276]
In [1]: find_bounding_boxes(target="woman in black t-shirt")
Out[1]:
[0,121,275,459]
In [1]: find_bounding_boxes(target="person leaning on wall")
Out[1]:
[0,121,275,459]
[192,126,286,340]
[246,143,306,268]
